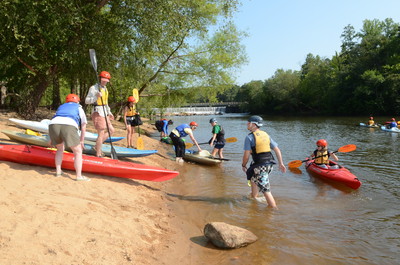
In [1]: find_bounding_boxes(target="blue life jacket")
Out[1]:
[176,124,190,137]
[53,102,81,127]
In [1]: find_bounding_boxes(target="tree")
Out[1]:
[0,0,246,117]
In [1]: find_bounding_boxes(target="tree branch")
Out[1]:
[16,57,37,74]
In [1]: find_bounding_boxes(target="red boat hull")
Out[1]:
[0,144,179,182]
[305,160,361,190]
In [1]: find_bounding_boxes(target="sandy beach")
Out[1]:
[0,110,188,265]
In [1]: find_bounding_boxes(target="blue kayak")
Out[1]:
[359,123,379,128]
[83,142,157,157]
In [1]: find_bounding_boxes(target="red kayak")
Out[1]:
[305,160,361,190]
[0,144,179,182]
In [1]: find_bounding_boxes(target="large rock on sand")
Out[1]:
[203,222,258,249]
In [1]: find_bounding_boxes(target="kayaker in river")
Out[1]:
[169,122,202,163]
[368,116,375,126]
[49,94,90,181]
[85,70,114,157]
[123,96,139,148]
[155,119,173,139]
[387,118,397,129]
[310,139,339,169]
[241,115,286,209]
[208,118,225,159]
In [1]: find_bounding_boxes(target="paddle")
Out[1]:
[185,137,237,148]
[288,144,356,168]
[132,88,144,150]
[89,49,118,160]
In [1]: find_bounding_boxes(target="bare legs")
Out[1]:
[55,143,84,179]
[250,181,277,209]
[126,125,135,148]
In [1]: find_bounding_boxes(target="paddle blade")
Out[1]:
[185,142,193,148]
[89,49,97,72]
[288,160,303,168]
[110,147,118,160]
[337,144,356,153]
[132,88,139,103]
[137,136,144,150]
[289,167,302,174]
[26,129,41,136]
[225,137,237,143]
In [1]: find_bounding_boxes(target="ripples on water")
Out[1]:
[163,115,399,265]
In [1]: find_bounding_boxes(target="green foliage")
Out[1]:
[0,0,246,117]
[220,18,400,116]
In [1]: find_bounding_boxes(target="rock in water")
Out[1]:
[204,222,258,249]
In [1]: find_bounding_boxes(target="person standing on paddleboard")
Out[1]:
[169,122,202,163]
[85,71,115,157]
[241,115,286,209]
[49,94,90,181]
[208,118,225,159]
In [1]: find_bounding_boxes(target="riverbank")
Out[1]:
[0,110,191,265]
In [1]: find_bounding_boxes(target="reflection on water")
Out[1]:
[163,115,399,265]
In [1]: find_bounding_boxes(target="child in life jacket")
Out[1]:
[310,139,339,169]
[124,96,138,148]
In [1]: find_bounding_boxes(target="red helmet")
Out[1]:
[66,94,80,103]
[391,118,395,121]
[99,71,111,79]
[127,96,136,102]
[189,121,198,127]
[370,117,373,120]
[316,139,327,147]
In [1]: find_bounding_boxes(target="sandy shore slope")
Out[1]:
[0,110,187,265]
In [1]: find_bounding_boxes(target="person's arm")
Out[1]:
[330,152,339,161]
[85,85,98,105]
[242,150,251,172]
[162,121,168,135]
[272,146,286,173]
[188,131,202,151]
[123,107,128,127]
[80,123,87,149]
[209,133,217,147]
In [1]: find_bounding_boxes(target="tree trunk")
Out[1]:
[21,73,49,119]
[52,68,61,110]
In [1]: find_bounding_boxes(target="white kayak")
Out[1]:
[8,118,124,143]
[380,125,400,133]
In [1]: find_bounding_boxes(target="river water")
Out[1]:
[159,114,399,265]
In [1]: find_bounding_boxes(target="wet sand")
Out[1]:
[0,110,191,265]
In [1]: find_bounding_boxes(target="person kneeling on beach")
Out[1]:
[169,122,202,163]
[241,115,286,209]
[49,94,90,181]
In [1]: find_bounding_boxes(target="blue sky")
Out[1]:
[233,0,400,85]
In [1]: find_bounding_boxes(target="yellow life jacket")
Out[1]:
[96,87,108,106]
[252,130,271,153]
[126,106,136,116]
[368,120,374,125]
[251,130,274,164]
[314,150,329,164]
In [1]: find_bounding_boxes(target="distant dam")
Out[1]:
[152,102,242,115]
